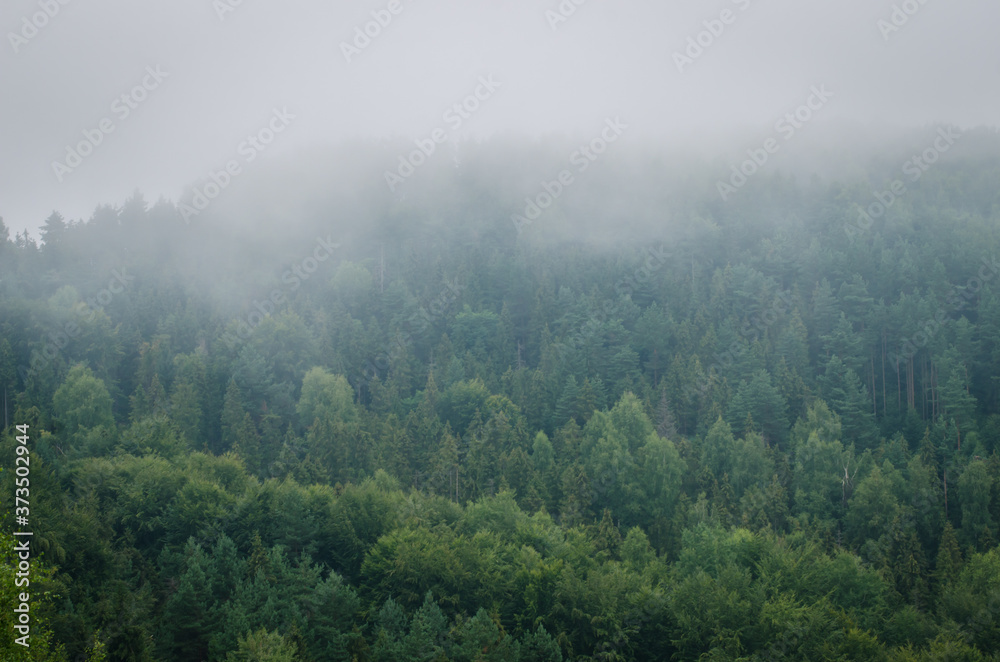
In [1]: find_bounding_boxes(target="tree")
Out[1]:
[450,608,519,662]
[221,379,248,454]
[52,363,115,449]
[129,373,167,422]
[594,508,622,558]
[958,461,995,551]
[934,521,963,591]
[170,352,209,449]
[700,417,736,484]
[636,430,684,539]
[0,216,9,253]
[39,211,68,264]
[579,409,636,520]
[161,540,213,660]
[776,308,810,378]
[429,426,460,500]
[891,528,928,608]
[0,530,65,660]
[939,548,1000,653]
[792,429,850,525]
[403,592,449,661]
[553,375,581,429]
[727,370,788,444]
[519,625,563,662]
[301,572,361,660]
[0,338,16,430]
[939,349,977,450]
[845,465,903,565]
[810,278,839,361]
[819,355,879,451]
[233,412,263,476]
[297,367,356,428]
[224,629,298,662]
[655,387,679,440]
[438,378,490,437]
[371,598,408,662]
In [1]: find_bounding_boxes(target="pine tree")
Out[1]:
[372,598,408,662]
[233,412,262,476]
[559,464,591,528]
[715,472,735,528]
[594,508,623,558]
[221,379,247,454]
[934,521,962,590]
[939,351,977,451]
[429,426,460,500]
[820,355,878,451]
[161,541,213,660]
[38,211,67,264]
[577,378,598,423]
[776,308,810,377]
[224,629,297,662]
[726,370,789,448]
[553,375,580,428]
[892,528,928,608]
[810,278,839,361]
[0,338,15,431]
[170,377,204,449]
[958,461,995,551]
[520,625,563,662]
[655,387,678,440]
[404,592,448,661]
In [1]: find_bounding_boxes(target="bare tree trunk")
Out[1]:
[871,354,877,415]
[881,331,887,417]
[896,356,910,413]
[921,355,927,419]
[943,469,948,516]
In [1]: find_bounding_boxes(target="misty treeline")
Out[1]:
[1,126,1000,660]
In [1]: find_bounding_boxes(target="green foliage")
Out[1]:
[224,629,298,662]
[52,364,114,449]
[296,367,356,429]
[5,144,1000,660]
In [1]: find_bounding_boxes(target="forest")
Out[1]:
[1,127,1000,660]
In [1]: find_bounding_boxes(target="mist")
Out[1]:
[2,0,998,237]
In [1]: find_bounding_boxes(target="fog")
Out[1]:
[2,0,998,237]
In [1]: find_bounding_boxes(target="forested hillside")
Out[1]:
[2,129,1000,660]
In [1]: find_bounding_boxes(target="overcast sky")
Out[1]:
[1,0,997,236]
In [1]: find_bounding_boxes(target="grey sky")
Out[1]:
[1,0,997,236]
